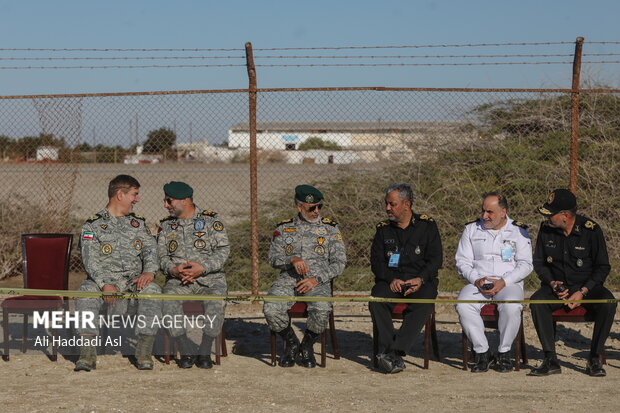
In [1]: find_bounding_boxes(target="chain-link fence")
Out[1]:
[1,87,618,293]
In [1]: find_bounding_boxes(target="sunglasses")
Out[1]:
[307,203,323,212]
[164,197,175,204]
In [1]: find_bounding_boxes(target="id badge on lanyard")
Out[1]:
[389,248,401,268]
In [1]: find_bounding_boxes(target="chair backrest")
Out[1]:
[21,233,73,291]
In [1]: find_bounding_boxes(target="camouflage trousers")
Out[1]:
[263,275,332,334]
[162,277,227,339]
[76,279,163,336]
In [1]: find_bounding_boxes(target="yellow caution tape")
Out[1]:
[0,287,617,305]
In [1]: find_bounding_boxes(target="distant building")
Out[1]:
[36,146,59,161]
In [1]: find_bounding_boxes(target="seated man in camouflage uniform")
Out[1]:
[263,185,346,368]
[157,181,230,369]
[76,174,162,371]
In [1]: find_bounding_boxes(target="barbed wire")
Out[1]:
[2,60,619,70]
[0,48,244,52]
[253,42,575,51]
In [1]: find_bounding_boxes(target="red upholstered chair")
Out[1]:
[552,306,606,364]
[270,302,340,368]
[162,301,227,365]
[372,303,440,369]
[2,233,73,361]
[461,303,527,371]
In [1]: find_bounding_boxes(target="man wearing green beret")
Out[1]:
[263,184,347,368]
[157,181,230,369]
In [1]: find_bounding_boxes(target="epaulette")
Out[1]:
[129,212,145,221]
[86,214,102,223]
[512,220,528,230]
[376,220,390,228]
[417,214,434,222]
[584,220,597,230]
[321,217,338,226]
[159,216,176,223]
[275,218,294,228]
[202,210,217,217]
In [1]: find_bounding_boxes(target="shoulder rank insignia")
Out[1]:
[418,214,434,222]
[584,220,596,230]
[275,218,294,228]
[202,210,217,217]
[86,214,102,223]
[159,216,176,223]
[512,221,529,230]
[376,220,390,228]
[129,212,145,221]
[321,217,338,226]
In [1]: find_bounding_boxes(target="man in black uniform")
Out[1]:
[529,189,616,377]
[369,183,443,374]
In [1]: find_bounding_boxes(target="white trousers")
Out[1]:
[456,283,524,354]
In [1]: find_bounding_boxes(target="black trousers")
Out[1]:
[530,285,617,358]
[369,279,438,354]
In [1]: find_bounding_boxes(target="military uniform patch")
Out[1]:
[276,218,293,227]
[100,224,108,230]
[194,219,205,231]
[314,245,325,256]
[418,214,434,222]
[194,239,206,249]
[168,240,178,253]
[202,210,217,217]
[194,232,205,238]
[134,239,143,251]
[377,220,390,228]
[584,220,596,230]
[131,218,140,228]
[283,228,296,233]
[101,244,113,255]
[284,244,294,255]
[512,220,528,229]
[213,221,224,231]
[547,256,553,263]
[335,233,343,242]
[86,214,101,223]
[321,217,338,226]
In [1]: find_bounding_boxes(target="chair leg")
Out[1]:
[514,328,522,372]
[372,322,379,368]
[163,330,170,365]
[328,312,340,359]
[519,322,528,365]
[423,316,431,369]
[21,314,28,354]
[431,310,440,361]
[270,331,277,366]
[601,349,606,365]
[462,331,469,371]
[320,331,327,368]
[3,308,10,361]
[215,331,222,366]
[220,329,228,357]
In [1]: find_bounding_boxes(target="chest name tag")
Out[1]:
[501,245,514,262]
[388,253,401,268]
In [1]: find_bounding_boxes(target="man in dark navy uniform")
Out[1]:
[369,183,443,374]
[529,189,616,377]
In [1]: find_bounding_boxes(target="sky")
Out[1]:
[1,0,619,95]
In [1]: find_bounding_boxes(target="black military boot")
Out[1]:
[195,333,214,369]
[176,334,196,369]
[495,351,513,373]
[299,329,320,368]
[277,326,300,367]
[471,351,492,373]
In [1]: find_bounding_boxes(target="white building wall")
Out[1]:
[228,131,352,149]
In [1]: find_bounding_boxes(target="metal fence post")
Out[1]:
[569,36,584,194]
[245,42,259,295]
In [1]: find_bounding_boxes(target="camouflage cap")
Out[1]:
[163,181,193,199]
[295,184,323,204]
[537,188,577,216]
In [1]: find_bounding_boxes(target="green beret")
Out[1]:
[163,181,193,199]
[295,184,323,204]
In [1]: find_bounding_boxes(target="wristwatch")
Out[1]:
[579,287,588,297]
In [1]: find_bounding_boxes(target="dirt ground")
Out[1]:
[0,287,618,413]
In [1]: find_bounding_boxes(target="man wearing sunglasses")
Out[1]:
[369,183,443,374]
[157,181,230,369]
[264,184,346,368]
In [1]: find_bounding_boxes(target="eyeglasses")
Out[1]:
[164,198,175,204]
[308,203,323,212]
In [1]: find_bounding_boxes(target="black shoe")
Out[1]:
[495,351,513,373]
[278,327,300,368]
[299,330,319,368]
[195,355,213,369]
[391,353,405,374]
[528,357,561,376]
[586,358,606,377]
[376,352,394,373]
[177,355,196,369]
[471,351,492,373]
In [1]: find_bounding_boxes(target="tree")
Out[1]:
[298,137,342,151]
[143,127,176,153]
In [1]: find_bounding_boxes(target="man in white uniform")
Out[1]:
[455,192,533,373]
